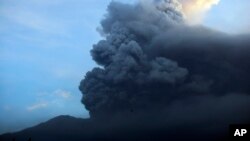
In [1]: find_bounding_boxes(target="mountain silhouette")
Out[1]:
[0,115,229,141]
[0,115,94,141]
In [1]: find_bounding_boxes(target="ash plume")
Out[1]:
[79,0,250,127]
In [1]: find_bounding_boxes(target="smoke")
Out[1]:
[79,0,250,128]
[179,0,220,24]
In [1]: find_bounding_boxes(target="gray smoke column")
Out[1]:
[79,0,250,122]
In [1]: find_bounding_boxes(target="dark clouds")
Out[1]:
[79,0,250,129]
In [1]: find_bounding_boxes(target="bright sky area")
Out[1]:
[0,0,249,134]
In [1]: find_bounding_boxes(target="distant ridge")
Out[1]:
[0,115,228,141]
[0,115,93,141]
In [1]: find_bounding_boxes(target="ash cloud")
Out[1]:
[79,0,250,127]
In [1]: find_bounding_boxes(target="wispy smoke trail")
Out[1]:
[179,0,220,24]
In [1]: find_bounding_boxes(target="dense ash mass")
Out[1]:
[79,0,250,123]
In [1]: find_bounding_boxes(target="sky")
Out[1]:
[0,0,249,134]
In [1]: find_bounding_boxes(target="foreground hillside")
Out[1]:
[0,115,230,141]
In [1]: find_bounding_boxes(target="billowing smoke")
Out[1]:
[179,0,220,24]
[79,0,250,128]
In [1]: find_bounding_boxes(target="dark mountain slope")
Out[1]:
[0,115,95,141]
[0,115,230,141]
